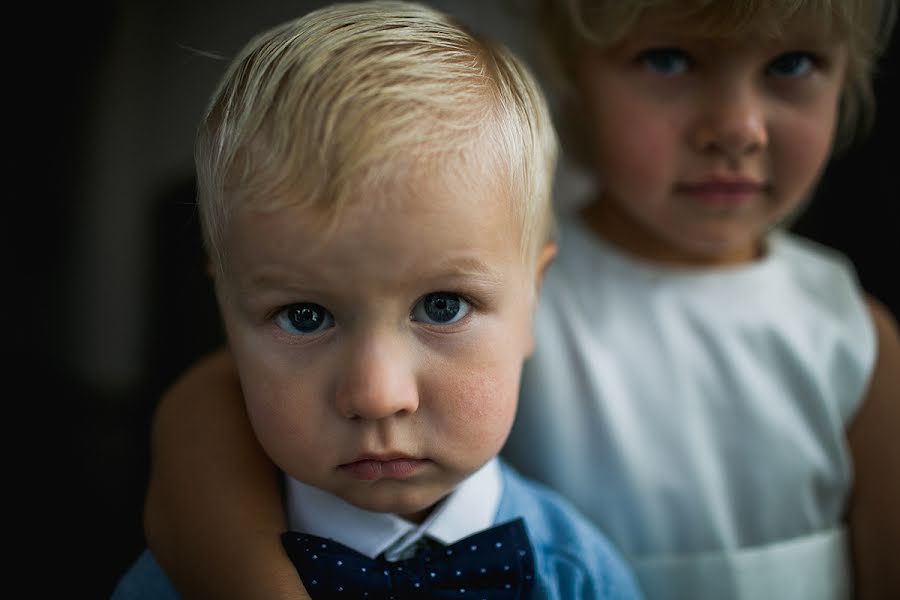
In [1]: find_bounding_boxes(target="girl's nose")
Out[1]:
[334,334,419,421]
[690,84,768,160]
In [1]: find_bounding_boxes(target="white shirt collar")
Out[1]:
[284,458,502,561]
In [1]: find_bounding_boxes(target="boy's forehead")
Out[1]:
[301,133,517,225]
[231,141,517,245]
[217,99,547,272]
[221,161,528,293]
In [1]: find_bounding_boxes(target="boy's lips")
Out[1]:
[339,454,431,481]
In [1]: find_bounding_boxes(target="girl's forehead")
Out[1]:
[625,4,847,44]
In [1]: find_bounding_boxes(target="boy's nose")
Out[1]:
[334,335,419,421]
[690,86,768,160]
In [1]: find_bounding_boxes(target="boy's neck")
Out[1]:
[400,500,443,524]
[283,459,503,560]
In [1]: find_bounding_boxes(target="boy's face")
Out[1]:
[574,11,848,265]
[217,156,553,520]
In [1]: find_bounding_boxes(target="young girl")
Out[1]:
[140,1,900,599]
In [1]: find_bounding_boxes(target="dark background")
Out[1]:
[16,1,897,596]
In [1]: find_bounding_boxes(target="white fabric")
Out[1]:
[503,216,877,600]
[633,526,850,600]
[284,458,502,561]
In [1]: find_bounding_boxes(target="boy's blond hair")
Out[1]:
[196,0,557,275]
[539,0,897,151]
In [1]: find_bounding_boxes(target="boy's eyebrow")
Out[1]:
[428,256,507,283]
[243,256,508,291]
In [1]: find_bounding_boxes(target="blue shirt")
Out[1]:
[111,459,644,599]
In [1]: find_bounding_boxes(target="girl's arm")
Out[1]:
[847,295,900,600]
[143,347,309,600]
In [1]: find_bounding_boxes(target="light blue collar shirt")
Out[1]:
[283,458,502,561]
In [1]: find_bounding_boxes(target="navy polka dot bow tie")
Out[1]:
[281,517,536,599]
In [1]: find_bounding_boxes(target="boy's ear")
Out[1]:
[534,242,558,294]
[524,242,557,357]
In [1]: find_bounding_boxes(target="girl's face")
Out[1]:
[574,11,848,266]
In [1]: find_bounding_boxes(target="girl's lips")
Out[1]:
[340,458,430,481]
[676,181,766,205]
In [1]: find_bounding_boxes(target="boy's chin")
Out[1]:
[339,481,454,523]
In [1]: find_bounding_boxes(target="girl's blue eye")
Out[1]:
[639,48,690,76]
[768,52,814,78]
[412,292,470,325]
[275,303,334,335]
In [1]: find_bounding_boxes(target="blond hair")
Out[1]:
[196,0,557,274]
[538,0,897,151]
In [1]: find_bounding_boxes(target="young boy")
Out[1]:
[110,2,644,598]
[128,1,900,600]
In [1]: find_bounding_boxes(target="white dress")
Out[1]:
[502,216,877,600]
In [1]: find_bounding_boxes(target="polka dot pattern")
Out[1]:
[281,518,535,599]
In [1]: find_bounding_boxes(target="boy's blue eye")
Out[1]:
[275,303,334,335]
[639,48,690,76]
[412,292,470,325]
[767,52,814,78]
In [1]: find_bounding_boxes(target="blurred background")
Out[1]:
[17,0,896,596]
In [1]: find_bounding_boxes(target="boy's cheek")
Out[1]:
[241,371,321,475]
